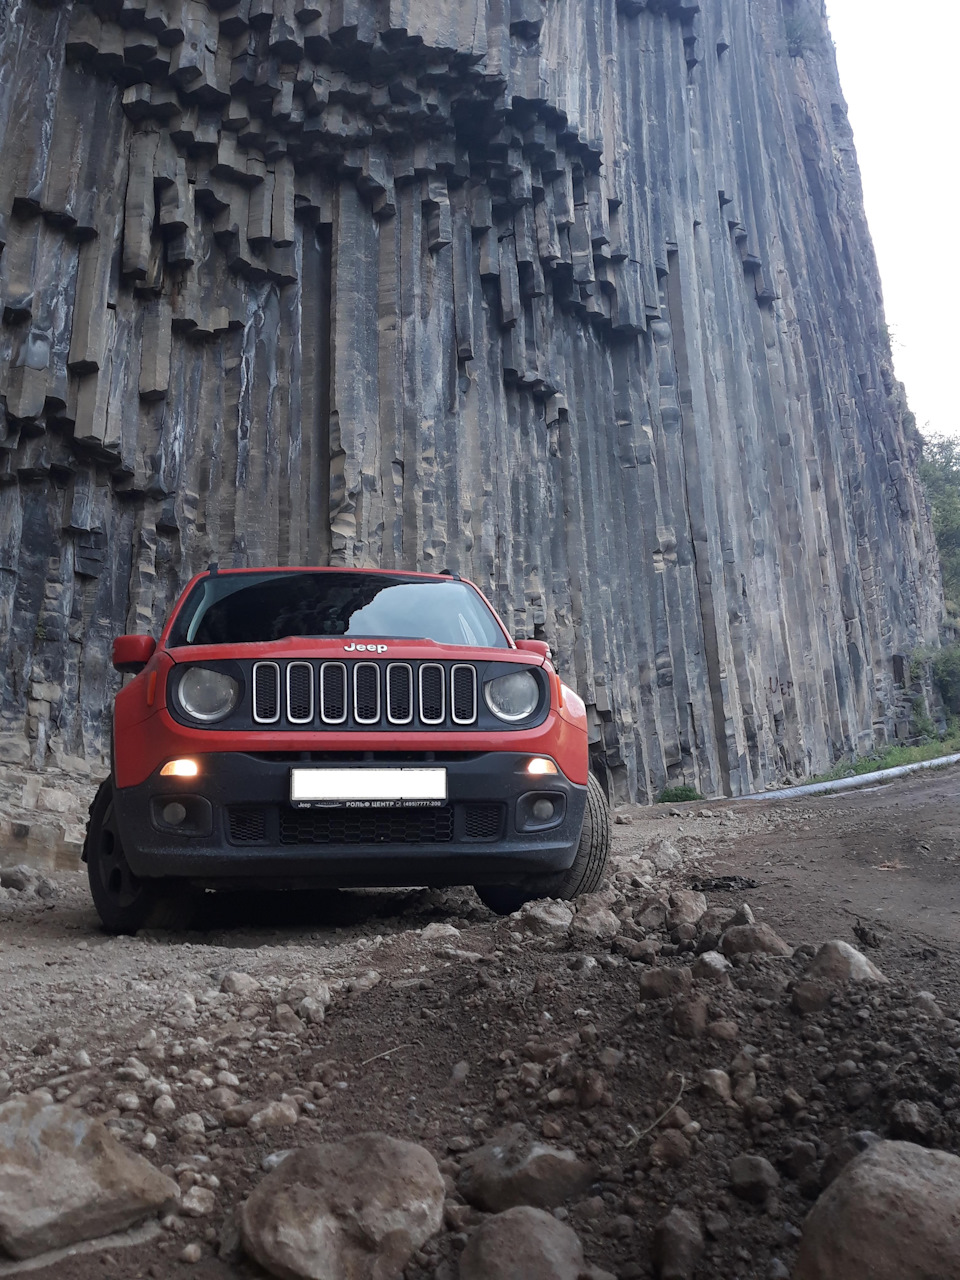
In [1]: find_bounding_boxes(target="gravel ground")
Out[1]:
[2,765,960,1279]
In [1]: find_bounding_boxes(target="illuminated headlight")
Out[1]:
[484,670,540,722]
[177,668,239,723]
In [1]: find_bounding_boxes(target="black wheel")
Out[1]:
[84,780,194,934]
[476,772,612,915]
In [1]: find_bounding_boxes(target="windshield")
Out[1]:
[168,572,510,648]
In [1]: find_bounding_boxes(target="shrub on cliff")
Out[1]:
[919,434,960,616]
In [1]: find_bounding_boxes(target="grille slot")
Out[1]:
[280,806,454,845]
[286,662,314,723]
[386,663,413,724]
[247,659,484,730]
[320,662,347,723]
[451,664,478,725]
[228,807,267,844]
[463,803,503,840]
[252,662,281,723]
[419,663,445,724]
[354,662,380,723]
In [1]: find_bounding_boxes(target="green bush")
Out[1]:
[656,785,703,804]
[784,13,820,57]
[933,645,960,715]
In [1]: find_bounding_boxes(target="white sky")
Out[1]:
[825,0,960,439]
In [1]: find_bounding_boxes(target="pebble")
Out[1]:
[729,1154,780,1203]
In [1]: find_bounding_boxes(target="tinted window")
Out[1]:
[169,572,509,649]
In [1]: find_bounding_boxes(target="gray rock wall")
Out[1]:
[0,0,943,799]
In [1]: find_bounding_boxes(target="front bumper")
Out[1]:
[113,751,587,888]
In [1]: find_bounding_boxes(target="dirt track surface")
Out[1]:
[2,764,960,1279]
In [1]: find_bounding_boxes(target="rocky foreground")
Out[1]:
[2,843,960,1279]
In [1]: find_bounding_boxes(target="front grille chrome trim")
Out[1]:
[353,661,381,725]
[418,662,446,725]
[450,663,478,725]
[252,661,281,724]
[286,661,315,724]
[385,662,414,725]
[319,662,348,724]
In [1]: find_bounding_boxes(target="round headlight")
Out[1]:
[484,670,540,722]
[178,668,239,723]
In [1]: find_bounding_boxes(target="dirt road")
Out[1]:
[2,765,959,1278]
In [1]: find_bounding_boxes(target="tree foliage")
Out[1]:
[919,433,960,616]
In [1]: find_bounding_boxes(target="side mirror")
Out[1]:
[112,635,157,674]
[515,639,552,661]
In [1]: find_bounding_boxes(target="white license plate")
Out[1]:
[290,767,448,809]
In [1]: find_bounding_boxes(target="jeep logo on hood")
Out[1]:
[344,642,388,653]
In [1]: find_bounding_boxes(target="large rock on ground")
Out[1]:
[458,1124,594,1212]
[804,940,887,984]
[794,1140,960,1279]
[459,1206,609,1280]
[719,923,792,957]
[239,1133,444,1280]
[0,1095,178,1260]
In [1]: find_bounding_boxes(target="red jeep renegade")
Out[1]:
[84,566,610,933]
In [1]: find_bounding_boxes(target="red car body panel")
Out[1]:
[113,567,589,790]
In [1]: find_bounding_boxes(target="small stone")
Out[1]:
[221,972,260,996]
[458,1123,594,1212]
[654,1206,704,1280]
[519,901,574,935]
[115,1092,141,1113]
[914,991,944,1019]
[691,950,733,982]
[153,1095,176,1119]
[297,996,327,1025]
[639,968,692,1000]
[731,902,755,926]
[421,921,461,941]
[707,1020,739,1042]
[781,1087,806,1117]
[888,1100,933,1144]
[459,1205,591,1280]
[622,939,661,963]
[180,1243,203,1263]
[720,924,792,958]
[804,940,887,984]
[570,899,621,941]
[672,997,709,1039]
[730,1154,780,1203]
[792,980,833,1014]
[172,1113,205,1138]
[649,1130,690,1169]
[701,1070,733,1103]
[733,1072,757,1105]
[247,1101,299,1131]
[206,1087,241,1110]
[646,839,682,871]
[272,1004,304,1035]
[181,1186,215,1217]
[665,890,708,929]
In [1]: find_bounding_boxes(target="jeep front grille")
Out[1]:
[248,660,480,731]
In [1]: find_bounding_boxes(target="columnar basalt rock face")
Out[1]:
[0,0,943,800]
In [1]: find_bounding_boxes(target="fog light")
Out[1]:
[160,759,199,778]
[532,798,556,822]
[162,802,188,826]
[526,757,558,776]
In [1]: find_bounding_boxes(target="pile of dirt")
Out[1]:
[2,795,959,1280]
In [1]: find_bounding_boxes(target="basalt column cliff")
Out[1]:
[0,0,943,799]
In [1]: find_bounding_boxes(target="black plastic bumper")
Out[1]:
[113,752,586,888]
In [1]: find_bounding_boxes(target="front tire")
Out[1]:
[84,780,194,934]
[476,772,611,915]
